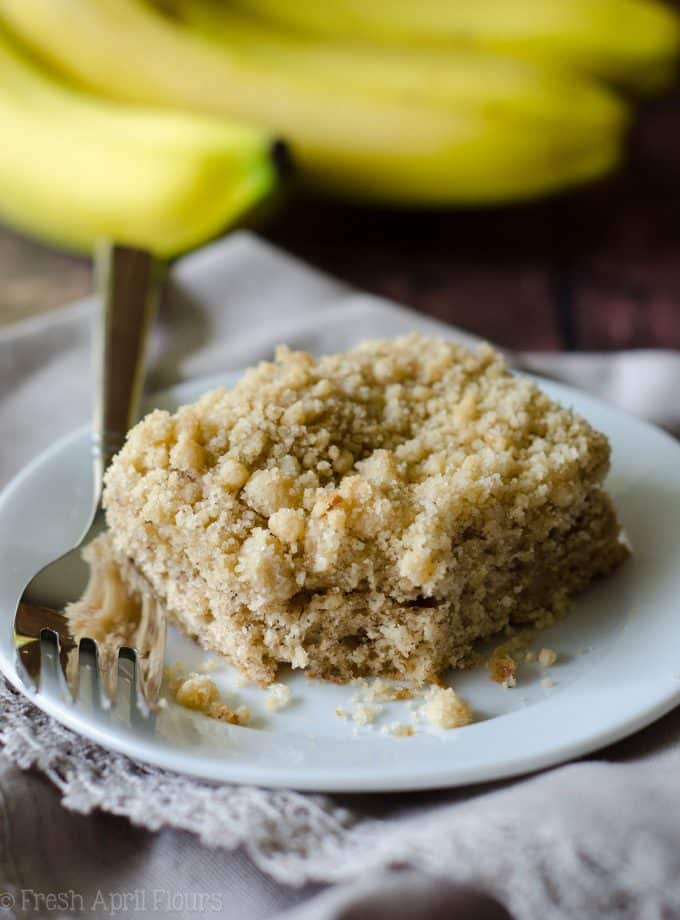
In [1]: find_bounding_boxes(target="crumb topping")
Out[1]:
[102,333,626,686]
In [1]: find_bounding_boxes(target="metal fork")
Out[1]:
[13,242,166,714]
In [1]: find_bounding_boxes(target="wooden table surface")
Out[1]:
[1,86,679,352]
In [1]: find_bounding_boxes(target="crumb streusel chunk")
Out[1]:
[103,334,627,685]
[538,648,558,668]
[420,686,473,729]
[265,682,292,712]
[172,673,250,725]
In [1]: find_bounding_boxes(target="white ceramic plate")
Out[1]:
[2,371,680,792]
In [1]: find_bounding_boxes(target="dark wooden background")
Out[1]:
[1,83,679,352]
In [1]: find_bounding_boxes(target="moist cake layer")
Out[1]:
[103,334,627,684]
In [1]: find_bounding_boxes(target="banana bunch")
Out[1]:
[0,19,279,256]
[0,0,676,253]
[229,0,680,95]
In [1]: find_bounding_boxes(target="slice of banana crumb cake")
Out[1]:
[103,334,628,686]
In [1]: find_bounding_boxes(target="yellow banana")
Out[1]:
[169,0,625,130]
[0,23,278,257]
[0,0,628,205]
[229,0,680,94]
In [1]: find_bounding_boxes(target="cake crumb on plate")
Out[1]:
[172,673,250,726]
[265,683,292,712]
[420,686,472,730]
[538,648,558,668]
[352,677,414,703]
[201,657,222,673]
[351,702,383,725]
[488,650,517,689]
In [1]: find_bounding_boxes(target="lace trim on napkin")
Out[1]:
[0,681,384,886]
[2,679,680,920]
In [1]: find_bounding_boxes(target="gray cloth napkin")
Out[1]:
[1,232,680,920]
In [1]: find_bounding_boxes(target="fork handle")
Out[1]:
[93,242,161,502]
